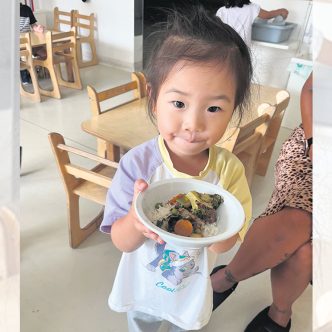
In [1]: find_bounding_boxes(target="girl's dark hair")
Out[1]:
[219,0,251,8]
[145,5,252,125]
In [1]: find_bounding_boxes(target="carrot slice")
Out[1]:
[174,219,193,237]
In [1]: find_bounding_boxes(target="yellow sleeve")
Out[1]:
[215,148,252,241]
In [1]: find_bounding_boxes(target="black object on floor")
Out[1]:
[244,306,291,332]
[20,69,31,84]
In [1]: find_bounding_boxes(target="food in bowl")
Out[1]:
[148,191,224,238]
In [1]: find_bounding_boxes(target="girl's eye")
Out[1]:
[208,106,222,113]
[172,101,185,109]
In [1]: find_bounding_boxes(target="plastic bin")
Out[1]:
[252,22,296,43]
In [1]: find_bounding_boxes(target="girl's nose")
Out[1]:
[183,109,203,132]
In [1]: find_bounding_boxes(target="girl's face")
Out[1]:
[154,61,236,160]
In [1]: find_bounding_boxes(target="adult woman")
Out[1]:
[211,73,313,332]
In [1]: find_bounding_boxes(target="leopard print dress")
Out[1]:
[260,125,312,217]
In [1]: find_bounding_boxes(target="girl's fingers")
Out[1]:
[133,179,148,197]
[133,179,165,244]
[143,229,165,244]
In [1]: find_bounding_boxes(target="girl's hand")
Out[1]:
[130,179,165,244]
[33,24,44,33]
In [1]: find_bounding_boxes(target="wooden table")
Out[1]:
[82,84,281,161]
[20,30,61,47]
[82,98,158,161]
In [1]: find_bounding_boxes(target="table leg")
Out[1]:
[106,144,120,162]
[97,139,120,162]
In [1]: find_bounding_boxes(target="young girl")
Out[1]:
[216,0,289,46]
[101,6,253,331]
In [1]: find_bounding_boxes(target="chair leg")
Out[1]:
[19,68,41,102]
[20,146,22,168]
[55,60,82,90]
[67,194,103,248]
[97,139,120,162]
[76,41,83,67]
[37,64,62,99]
[29,67,41,102]
[77,39,98,68]
[256,146,274,176]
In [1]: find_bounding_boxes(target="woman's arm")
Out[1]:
[111,179,164,252]
[258,8,289,20]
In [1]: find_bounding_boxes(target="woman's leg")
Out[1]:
[211,207,312,292]
[268,241,312,327]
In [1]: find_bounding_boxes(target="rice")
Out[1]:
[201,223,218,237]
[148,203,219,237]
[148,203,172,223]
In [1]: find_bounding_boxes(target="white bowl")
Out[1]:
[134,179,245,248]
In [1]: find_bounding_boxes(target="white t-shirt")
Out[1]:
[101,136,252,330]
[216,3,261,45]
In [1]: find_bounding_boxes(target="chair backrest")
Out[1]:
[20,33,41,102]
[221,104,274,152]
[20,34,33,69]
[48,132,118,204]
[218,103,275,187]
[53,7,74,32]
[261,90,290,151]
[44,28,77,61]
[87,72,147,116]
[72,11,95,39]
[254,89,290,177]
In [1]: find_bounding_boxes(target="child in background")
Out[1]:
[20,2,44,33]
[216,0,289,46]
[101,6,252,331]
[20,2,45,84]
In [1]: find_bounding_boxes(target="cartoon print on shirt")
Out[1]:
[146,242,199,286]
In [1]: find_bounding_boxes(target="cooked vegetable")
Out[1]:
[174,219,193,237]
[150,191,223,238]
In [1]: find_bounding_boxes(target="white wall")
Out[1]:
[36,0,136,71]
[0,2,19,213]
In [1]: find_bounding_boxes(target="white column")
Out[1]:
[0,0,20,331]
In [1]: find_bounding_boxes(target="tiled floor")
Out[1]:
[20,65,312,332]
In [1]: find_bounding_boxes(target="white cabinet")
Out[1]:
[281,57,312,129]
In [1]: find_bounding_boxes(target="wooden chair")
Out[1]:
[49,132,118,248]
[53,7,74,32]
[33,28,82,99]
[87,72,147,160]
[72,10,98,67]
[256,90,290,176]
[218,104,275,187]
[20,34,41,102]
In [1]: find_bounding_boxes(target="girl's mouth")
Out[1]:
[177,132,203,143]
